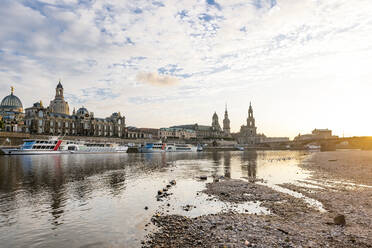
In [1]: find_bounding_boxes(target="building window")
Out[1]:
[38,120,43,127]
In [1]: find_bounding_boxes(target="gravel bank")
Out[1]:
[143,151,372,247]
[304,150,372,185]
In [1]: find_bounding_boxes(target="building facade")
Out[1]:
[235,102,290,145]
[236,103,263,144]
[171,111,228,140]
[125,127,160,139]
[49,81,70,115]
[159,127,196,140]
[294,129,337,141]
[0,87,25,132]
[25,82,126,138]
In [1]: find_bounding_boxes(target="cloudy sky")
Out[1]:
[1,0,372,138]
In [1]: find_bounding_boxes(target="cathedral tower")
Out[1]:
[49,80,70,115]
[246,102,257,135]
[223,104,230,134]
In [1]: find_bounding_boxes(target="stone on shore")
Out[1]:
[334,214,346,226]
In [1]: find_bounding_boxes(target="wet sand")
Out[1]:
[303,150,372,185]
[143,151,372,247]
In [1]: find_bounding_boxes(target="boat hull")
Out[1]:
[1,149,64,155]
[139,148,165,153]
[1,148,128,155]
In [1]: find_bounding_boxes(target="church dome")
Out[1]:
[0,87,23,112]
[77,107,89,115]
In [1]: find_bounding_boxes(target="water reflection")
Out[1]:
[0,151,310,248]
[241,151,257,182]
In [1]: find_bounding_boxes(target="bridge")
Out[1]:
[292,136,372,151]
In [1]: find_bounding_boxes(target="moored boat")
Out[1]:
[139,142,166,153]
[165,143,197,152]
[139,142,199,153]
[0,138,128,155]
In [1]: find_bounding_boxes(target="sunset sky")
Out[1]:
[1,0,372,138]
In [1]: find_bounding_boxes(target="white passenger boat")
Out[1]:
[63,141,128,154]
[0,138,128,155]
[140,142,166,153]
[305,144,321,150]
[165,143,198,152]
[140,142,199,153]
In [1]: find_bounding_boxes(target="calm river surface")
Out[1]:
[0,151,311,248]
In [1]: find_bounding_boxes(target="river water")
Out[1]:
[0,150,312,248]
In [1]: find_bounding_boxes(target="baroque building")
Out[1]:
[235,102,289,145]
[159,127,196,140]
[236,103,263,144]
[49,81,70,115]
[171,111,228,139]
[24,82,125,137]
[0,87,25,132]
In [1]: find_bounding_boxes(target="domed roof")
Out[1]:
[0,87,23,112]
[76,106,89,115]
[212,112,218,118]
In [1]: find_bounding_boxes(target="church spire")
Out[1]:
[247,102,255,127]
[223,103,230,135]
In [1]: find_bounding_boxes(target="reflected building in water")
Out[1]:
[240,151,258,182]
[223,152,231,178]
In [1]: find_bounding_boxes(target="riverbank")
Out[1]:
[143,151,372,247]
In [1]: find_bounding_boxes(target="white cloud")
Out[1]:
[136,72,179,86]
[1,0,372,137]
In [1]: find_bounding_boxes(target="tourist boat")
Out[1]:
[139,142,199,153]
[165,143,198,152]
[64,141,128,154]
[140,142,166,153]
[305,144,321,150]
[0,138,128,155]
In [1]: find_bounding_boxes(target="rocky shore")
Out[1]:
[142,151,372,247]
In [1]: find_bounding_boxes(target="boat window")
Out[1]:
[68,146,77,151]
